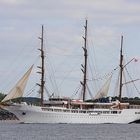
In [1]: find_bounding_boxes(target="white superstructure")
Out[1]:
[3,102,140,124]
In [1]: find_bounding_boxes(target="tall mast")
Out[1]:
[38,25,45,106]
[119,36,123,101]
[81,19,88,101]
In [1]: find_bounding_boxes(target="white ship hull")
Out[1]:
[3,104,140,124]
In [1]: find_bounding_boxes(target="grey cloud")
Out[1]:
[0,0,140,97]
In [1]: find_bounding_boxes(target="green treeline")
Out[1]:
[0,93,5,101]
[0,93,40,105]
[0,92,140,105]
[87,96,140,105]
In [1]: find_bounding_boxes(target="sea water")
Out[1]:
[0,123,139,140]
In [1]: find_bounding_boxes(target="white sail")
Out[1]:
[94,75,112,100]
[1,65,33,103]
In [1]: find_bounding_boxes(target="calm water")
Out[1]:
[0,122,140,140]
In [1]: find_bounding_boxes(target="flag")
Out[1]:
[134,58,138,62]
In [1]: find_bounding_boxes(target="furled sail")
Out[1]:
[1,65,33,103]
[94,75,112,100]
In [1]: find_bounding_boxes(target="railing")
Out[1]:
[41,107,122,114]
[129,105,140,109]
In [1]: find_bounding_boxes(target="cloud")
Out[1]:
[1,0,140,24]
[0,0,140,97]
[0,0,21,5]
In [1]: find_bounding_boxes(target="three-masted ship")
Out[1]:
[1,21,140,123]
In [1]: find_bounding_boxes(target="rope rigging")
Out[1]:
[70,84,82,99]
[24,85,37,97]
[45,58,60,97]
[125,67,140,95]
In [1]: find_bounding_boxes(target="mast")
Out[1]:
[81,19,88,101]
[37,25,45,106]
[119,36,123,101]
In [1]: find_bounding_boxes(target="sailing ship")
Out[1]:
[1,20,140,124]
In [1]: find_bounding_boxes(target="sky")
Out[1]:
[0,0,140,99]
